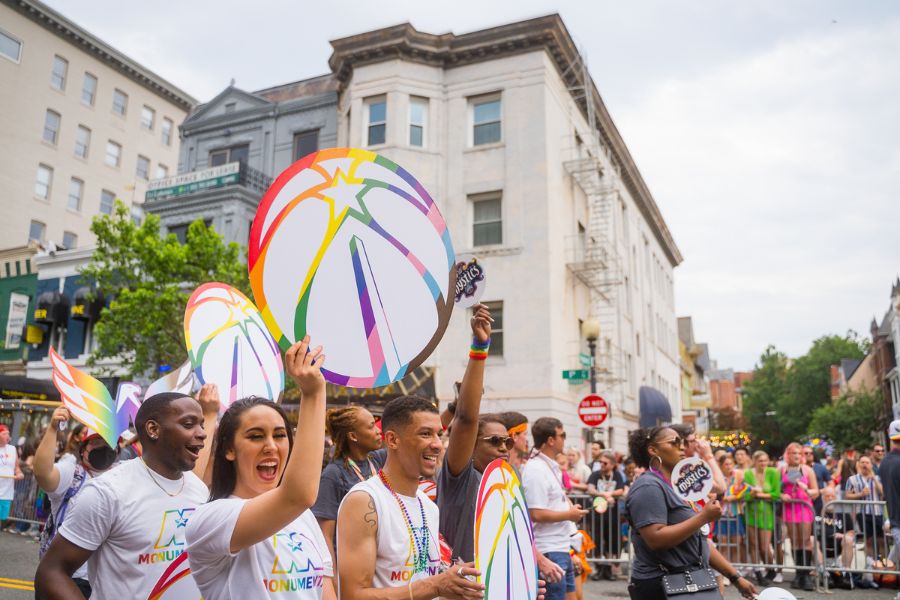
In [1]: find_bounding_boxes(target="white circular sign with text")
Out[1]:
[670,456,714,503]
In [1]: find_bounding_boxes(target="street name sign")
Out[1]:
[562,369,589,380]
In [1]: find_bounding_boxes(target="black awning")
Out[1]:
[34,290,70,325]
[71,287,103,321]
[639,385,673,428]
[0,375,61,401]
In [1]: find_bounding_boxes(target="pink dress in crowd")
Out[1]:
[781,467,814,523]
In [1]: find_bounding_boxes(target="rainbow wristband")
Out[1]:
[469,349,488,361]
[471,337,490,350]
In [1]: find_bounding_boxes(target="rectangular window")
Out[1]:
[472,96,501,145]
[34,164,53,200]
[409,97,427,147]
[366,97,386,146]
[482,301,504,357]
[28,220,45,243]
[105,141,121,167]
[100,190,115,214]
[292,130,319,161]
[43,109,60,144]
[74,125,90,158]
[0,30,22,63]
[471,193,502,246]
[155,164,168,179]
[81,73,97,105]
[224,102,236,114]
[50,55,67,90]
[136,155,150,179]
[67,178,83,211]
[161,118,173,145]
[210,144,249,167]
[112,88,128,116]
[141,106,155,130]
[62,231,77,249]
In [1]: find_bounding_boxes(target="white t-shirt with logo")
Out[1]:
[338,476,441,588]
[59,458,208,599]
[48,458,93,580]
[0,443,17,500]
[186,498,332,599]
[521,453,577,554]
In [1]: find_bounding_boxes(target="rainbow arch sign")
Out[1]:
[248,148,455,388]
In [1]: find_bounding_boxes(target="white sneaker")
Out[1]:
[773,572,784,583]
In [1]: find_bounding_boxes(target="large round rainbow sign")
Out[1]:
[474,459,539,600]
[184,282,284,409]
[248,148,456,388]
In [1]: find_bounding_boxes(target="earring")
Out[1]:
[650,455,662,471]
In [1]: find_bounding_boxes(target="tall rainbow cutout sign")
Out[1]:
[184,282,284,409]
[474,459,539,600]
[248,148,455,388]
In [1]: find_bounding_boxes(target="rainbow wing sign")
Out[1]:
[184,282,284,409]
[248,148,455,388]
[474,459,539,600]
[49,348,134,448]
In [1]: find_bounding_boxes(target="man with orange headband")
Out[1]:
[499,412,530,473]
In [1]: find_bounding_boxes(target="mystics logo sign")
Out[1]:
[263,530,327,593]
[671,457,714,503]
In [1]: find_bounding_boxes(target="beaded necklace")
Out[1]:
[346,457,376,482]
[378,469,430,574]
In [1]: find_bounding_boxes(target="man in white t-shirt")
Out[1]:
[0,423,24,530]
[35,392,213,599]
[337,396,485,600]
[521,417,588,600]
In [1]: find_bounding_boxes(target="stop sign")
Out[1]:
[578,395,609,427]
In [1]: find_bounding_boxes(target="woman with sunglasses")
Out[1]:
[624,427,757,600]
[185,338,333,599]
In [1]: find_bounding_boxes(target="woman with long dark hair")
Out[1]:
[185,337,333,599]
[624,426,757,600]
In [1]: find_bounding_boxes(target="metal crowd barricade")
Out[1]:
[819,499,900,592]
[568,493,632,575]
[7,475,46,526]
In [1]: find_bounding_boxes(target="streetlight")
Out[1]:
[581,319,600,394]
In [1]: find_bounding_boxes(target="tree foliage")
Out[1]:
[808,389,884,452]
[742,346,789,450]
[81,202,248,378]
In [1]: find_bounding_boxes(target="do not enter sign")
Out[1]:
[578,395,609,427]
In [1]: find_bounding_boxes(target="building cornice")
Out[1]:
[2,0,197,111]
[329,14,683,266]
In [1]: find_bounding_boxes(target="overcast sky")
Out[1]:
[43,1,900,371]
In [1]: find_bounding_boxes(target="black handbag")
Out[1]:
[658,535,723,599]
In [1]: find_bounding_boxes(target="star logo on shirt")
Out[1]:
[175,517,188,528]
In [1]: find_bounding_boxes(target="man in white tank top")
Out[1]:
[337,396,485,600]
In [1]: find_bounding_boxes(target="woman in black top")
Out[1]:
[624,426,757,600]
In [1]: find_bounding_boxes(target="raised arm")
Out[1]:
[192,383,220,484]
[34,407,69,492]
[445,304,492,476]
[227,336,328,553]
[337,491,484,600]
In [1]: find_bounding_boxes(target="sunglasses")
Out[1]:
[481,435,514,450]
[657,436,684,448]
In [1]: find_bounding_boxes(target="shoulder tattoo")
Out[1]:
[363,495,377,530]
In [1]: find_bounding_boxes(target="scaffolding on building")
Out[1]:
[562,48,627,393]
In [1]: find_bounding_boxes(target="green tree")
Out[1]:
[808,389,883,452]
[779,333,867,443]
[81,202,248,378]
[742,345,790,450]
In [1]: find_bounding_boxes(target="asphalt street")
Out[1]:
[1,529,897,599]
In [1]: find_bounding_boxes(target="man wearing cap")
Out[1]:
[0,423,24,531]
[32,408,121,597]
[878,420,900,565]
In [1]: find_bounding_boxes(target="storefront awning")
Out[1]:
[639,385,672,428]
[0,375,61,401]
